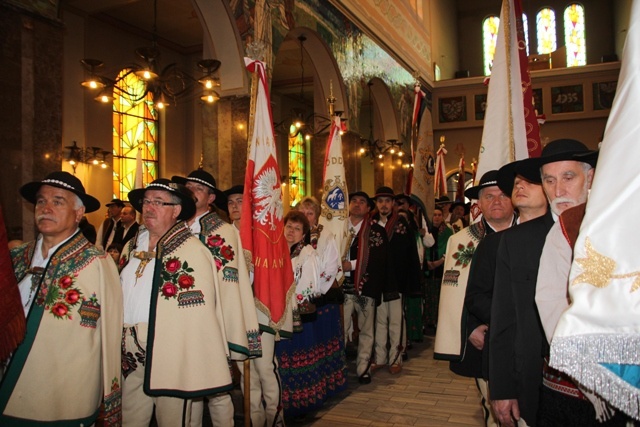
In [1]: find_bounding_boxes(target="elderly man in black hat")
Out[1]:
[341,190,389,384]
[0,171,123,425]
[370,187,421,375]
[96,197,126,250]
[172,170,260,427]
[119,179,232,426]
[490,139,600,427]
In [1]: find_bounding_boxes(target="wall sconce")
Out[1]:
[64,141,111,173]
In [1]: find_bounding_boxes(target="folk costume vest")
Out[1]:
[434,220,490,360]
[120,222,233,398]
[1,232,123,426]
[199,211,261,360]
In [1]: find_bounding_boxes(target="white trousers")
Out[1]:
[374,295,404,366]
[236,331,284,427]
[190,393,234,427]
[122,324,193,427]
[343,294,376,376]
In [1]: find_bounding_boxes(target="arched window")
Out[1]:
[564,3,586,66]
[288,125,307,207]
[536,8,557,54]
[483,15,500,76]
[522,13,530,56]
[112,69,159,200]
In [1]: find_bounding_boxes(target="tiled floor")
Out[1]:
[287,336,485,427]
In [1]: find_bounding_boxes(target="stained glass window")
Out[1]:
[483,15,500,76]
[288,125,306,207]
[565,4,586,66]
[522,13,530,56]
[112,69,159,200]
[537,8,557,54]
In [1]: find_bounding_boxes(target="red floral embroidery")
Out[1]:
[59,275,73,289]
[177,274,194,289]
[159,257,196,301]
[39,273,83,320]
[65,289,81,304]
[165,258,181,273]
[161,283,179,298]
[205,234,235,271]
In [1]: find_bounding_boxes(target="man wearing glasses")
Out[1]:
[119,178,232,426]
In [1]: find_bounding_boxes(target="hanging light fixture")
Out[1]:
[80,0,221,109]
[360,81,405,164]
[63,141,111,173]
[273,35,334,139]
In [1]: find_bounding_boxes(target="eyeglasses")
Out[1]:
[141,199,179,208]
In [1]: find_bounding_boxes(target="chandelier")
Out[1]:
[80,0,221,109]
[63,141,111,173]
[359,81,407,166]
[274,35,336,140]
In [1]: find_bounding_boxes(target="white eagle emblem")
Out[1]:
[252,167,283,230]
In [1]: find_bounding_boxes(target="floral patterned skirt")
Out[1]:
[275,303,348,418]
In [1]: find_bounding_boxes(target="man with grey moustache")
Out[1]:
[490,139,599,427]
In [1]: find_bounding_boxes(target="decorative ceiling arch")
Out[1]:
[279,27,348,116]
[368,77,400,142]
[192,0,248,96]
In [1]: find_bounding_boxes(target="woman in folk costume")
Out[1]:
[425,206,453,331]
[0,171,123,426]
[274,210,334,418]
[297,197,347,403]
[119,179,232,426]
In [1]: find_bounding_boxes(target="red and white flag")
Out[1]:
[240,58,294,335]
[475,0,541,183]
[434,143,447,198]
[408,82,434,211]
[319,116,349,270]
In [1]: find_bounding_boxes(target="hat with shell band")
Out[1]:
[128,178,196,221]
[20,171,101,213]
[172,169,227,211]
[464,170,501,200]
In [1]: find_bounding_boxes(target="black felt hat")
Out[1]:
[449,200,469,214]
[349,191,375,211]
[464,170,500,200]
[518,139,599,183]
[105,198,125,208]
[20,171,101,213]
[435,195,452,206]
[128,179,196,221]
[373,186,395,200]
[172,169,226,205]
[223,185,244,197]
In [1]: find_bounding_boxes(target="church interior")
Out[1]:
[0,0,630,241]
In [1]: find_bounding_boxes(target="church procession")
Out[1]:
[1,0,639,426]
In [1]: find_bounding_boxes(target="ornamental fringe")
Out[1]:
[550,334,640,420]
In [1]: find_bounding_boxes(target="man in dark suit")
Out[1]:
[489,139,598,427]
[112,206,139,247]
[464,160,548,426]
[96,198,125,250]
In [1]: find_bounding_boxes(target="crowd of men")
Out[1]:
[1,137,633,426]
[436,139,635,426]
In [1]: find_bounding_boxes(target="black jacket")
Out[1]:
[489,210,554,426]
